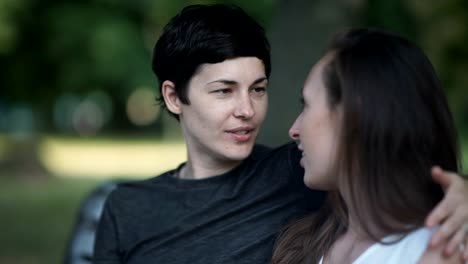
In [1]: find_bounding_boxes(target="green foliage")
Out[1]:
[0,0,276,132]
[2,0,465,136]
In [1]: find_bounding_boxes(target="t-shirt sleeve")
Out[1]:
[93,192,122,264]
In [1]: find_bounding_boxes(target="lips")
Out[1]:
[297,143,304,152]
[297,144,305,167]
[226,126,254,142]
[232,130,250,135]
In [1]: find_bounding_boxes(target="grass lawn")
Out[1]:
[0,176,102,264]
[0,135,184,264]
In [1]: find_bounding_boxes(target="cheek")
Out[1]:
[257,101,268,120]
[303,114,335,151]
[252,96,268,115]
[302,120,335,169]
[300,111,340,189]
[300,117,320,151]
[302,143,337,190]
[184,106,222,133]
[196,98,229,118]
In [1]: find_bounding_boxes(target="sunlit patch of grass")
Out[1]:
[38,136,187,179]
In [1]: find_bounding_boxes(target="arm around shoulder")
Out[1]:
[418,245,462,264]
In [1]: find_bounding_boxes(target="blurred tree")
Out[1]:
[3,0,465,140]
[1,0,155,132]
[0,0,276,134]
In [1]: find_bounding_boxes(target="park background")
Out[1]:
[1,0,468,263]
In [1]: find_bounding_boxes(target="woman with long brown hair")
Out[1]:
[272,28,464,263]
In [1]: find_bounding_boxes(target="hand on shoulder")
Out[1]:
[418,244,463,264]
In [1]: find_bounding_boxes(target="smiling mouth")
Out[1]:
[226,126,254,134]
[226,128,255,142]
[232,130,251,135]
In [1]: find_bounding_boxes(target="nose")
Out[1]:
[289,114,302,140]
[233,95,255,119]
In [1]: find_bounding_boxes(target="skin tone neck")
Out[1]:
[324,198,374,264]
[325,189,385,264]
[178,153,242,179]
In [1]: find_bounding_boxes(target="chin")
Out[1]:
[303,174,331,190]
[224,143,255,161]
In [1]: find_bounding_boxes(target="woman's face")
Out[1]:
[289,55,341,190]
[177,57,268,165]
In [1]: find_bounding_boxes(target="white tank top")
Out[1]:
[319,227,434,264]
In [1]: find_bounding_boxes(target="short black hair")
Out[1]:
[152,4,271,118]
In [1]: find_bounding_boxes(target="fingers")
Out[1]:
[444,224,466,256]
[426,166,456,227]
[462,237,468,262]
[428,189,468,250]
[431,166,461,191]
[428,165,468,262]
[425,166,451,227]
[455,223,468,262]
[426,197,450,229]
[431,166,453,191]
[426,166,465,228]
[432,199,468,251]
[428,208,453,248]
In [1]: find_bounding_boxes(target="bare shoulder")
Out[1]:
[418,246,461,264]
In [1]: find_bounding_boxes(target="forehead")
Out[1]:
[192,57,266,83]
[303,55,330,97]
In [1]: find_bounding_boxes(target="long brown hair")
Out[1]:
[272,28,461,263]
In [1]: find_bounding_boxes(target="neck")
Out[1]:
[341,187,389,240]
[324,188,379,264]
[179,160,240,180]
[325,215,373,264]
[179,149,242,179]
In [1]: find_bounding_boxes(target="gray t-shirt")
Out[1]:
[93,142,326,264]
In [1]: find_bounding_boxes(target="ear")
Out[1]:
[161,80,182,115]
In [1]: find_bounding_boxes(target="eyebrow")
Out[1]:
[207,77,268,86]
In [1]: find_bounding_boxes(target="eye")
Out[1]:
[250,87,267,95]
[212,88,232,95]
